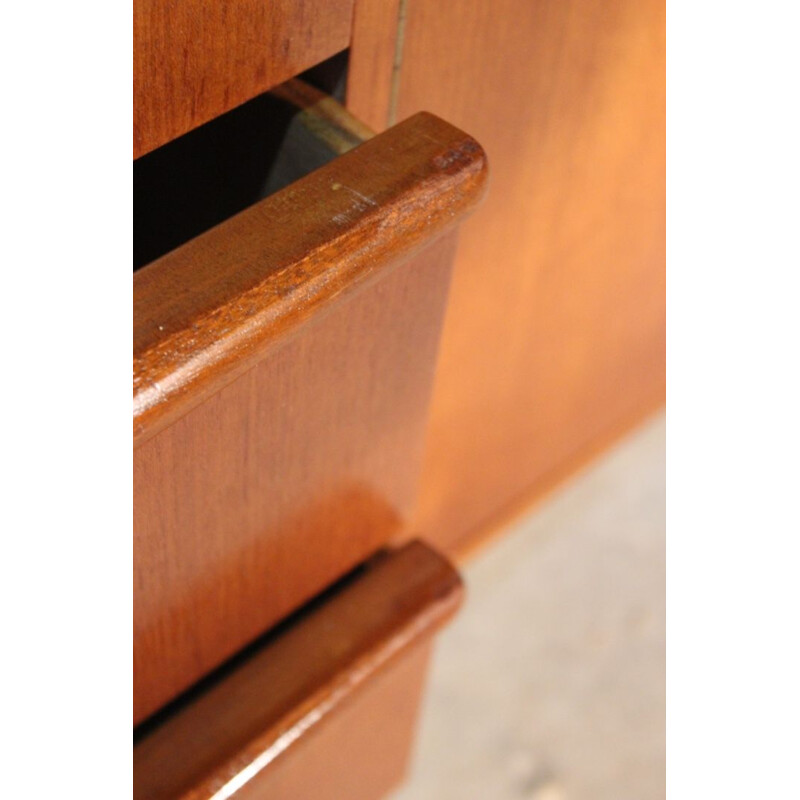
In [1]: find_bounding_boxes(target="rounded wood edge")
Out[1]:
[133,540,464,800]
[133,113,488,447]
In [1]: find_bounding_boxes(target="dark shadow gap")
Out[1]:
[133,50,349,271]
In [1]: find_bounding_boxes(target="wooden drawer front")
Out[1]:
[134,108,487,724]
[134,541,463,800]
[133,0,354,157]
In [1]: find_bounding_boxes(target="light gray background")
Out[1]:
[392,413,665,800]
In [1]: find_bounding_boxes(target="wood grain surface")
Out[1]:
[134,541,462,800]
[355,0,666,553]
[133,0,353,157]
[134,112,488,446]
[134,114,487,725]
[233,644,432,800]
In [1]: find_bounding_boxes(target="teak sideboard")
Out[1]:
[133,0,664,796]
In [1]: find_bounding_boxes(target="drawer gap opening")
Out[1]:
[134,51,372,271]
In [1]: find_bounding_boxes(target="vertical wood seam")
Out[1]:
[387,0,409,126]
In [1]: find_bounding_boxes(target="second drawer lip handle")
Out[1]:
[133,111,488,447]
[133,540,463,800]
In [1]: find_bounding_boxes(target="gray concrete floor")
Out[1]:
[392,413,665,800]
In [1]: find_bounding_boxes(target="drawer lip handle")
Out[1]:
[133,111,488,446]
[133,540,463,800]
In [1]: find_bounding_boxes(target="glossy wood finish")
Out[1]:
[134,112,487,446]
[134,235,457,725]
[134,541,462,800]
[353,0,665,552]
[133,0,353,157]
[134,113,488,724]
[237,644,431,800]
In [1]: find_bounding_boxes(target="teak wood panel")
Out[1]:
[134,541,462,800]
[134,113,486,445]
[350,0,666,551]
[134,236,455,726]
[235,644,432,800]
[133,0,353,157]
[133,114,488,724]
